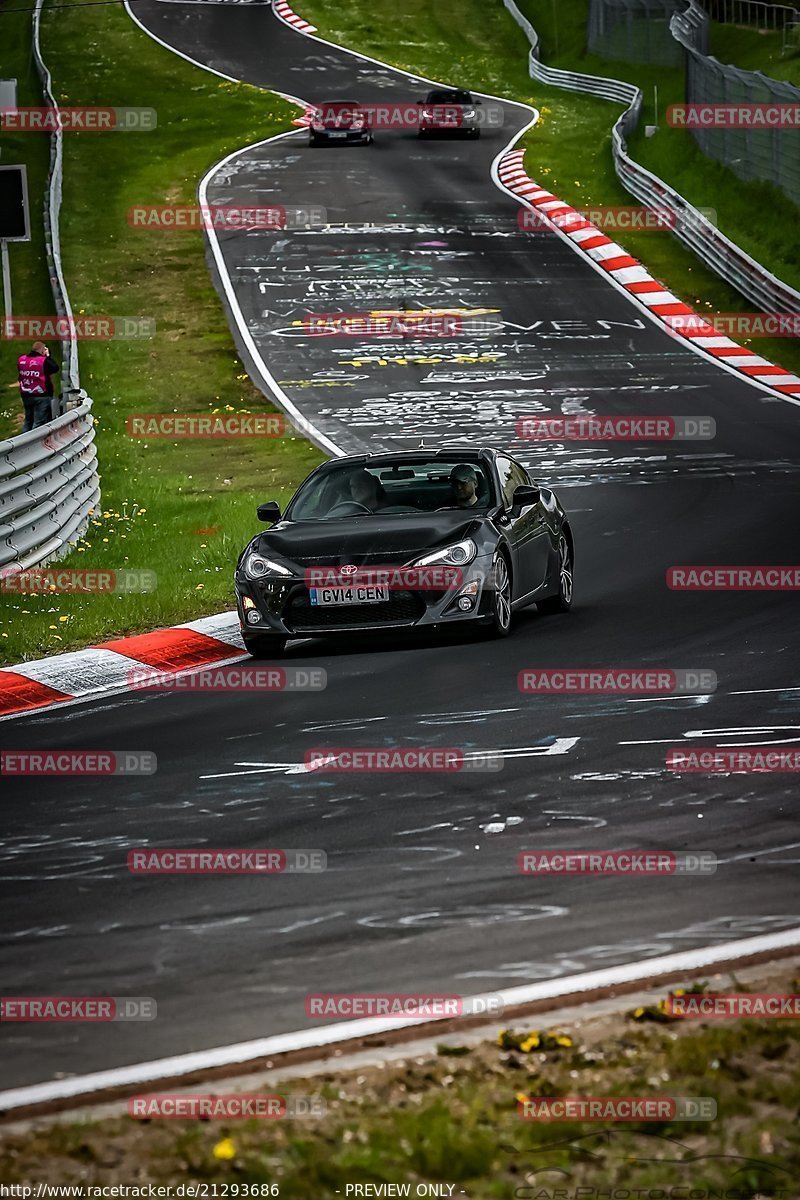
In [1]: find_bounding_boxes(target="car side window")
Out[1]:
[496,456,528,508]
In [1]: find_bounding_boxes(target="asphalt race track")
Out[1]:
[1,2,799,1090]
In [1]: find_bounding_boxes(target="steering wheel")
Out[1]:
[328,501,372,516]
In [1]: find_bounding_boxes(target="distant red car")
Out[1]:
[309,101,373,146]
[418,89,481,138]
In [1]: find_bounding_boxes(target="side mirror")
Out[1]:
[257,501,281,524]
[474,97,483,104]
[509,484,540,516]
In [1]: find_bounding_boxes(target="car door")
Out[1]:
[495,455,550,598]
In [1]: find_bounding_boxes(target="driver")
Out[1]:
[348,469,384,511]
[447,464,480,508]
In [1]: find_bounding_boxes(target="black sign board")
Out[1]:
[0,165,30,242]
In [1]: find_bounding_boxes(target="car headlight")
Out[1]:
[412,539,477,568]
[421,109,433,120]
[350,117,365,129]
[244,552,293,580]
[461,108,477,119]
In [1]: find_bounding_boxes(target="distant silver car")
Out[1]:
[418,89,481,138]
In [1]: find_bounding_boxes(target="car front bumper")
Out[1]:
[235,555,495,637]
[310,128,371,143]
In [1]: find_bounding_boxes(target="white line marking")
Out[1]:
[716,842,800,864]
[1,928,798,1113]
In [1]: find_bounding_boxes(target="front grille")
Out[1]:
[284,590,425,633]
[289,550,423,569]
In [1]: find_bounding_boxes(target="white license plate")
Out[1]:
[329,131,348,138]
[309,585,390,606]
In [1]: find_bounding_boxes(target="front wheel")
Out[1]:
[243,632,287,658]
[486,551,513,637]
[538,533,573,614]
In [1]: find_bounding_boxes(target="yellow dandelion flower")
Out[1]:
[212,1137,236,1161]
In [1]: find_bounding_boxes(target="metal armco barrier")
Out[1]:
[0,0,102,571]
[0,395,99,573]
[501,0,800,315]
[671,4,800,207]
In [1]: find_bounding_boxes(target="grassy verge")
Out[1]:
[1,971,798,1194]
[709,19,800,86]
[300,0,800,378]
[0,4,325,665]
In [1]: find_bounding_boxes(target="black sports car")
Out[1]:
[309,101,373,146]
[234,448,573,657]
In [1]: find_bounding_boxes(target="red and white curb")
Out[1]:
[497,150,800,398]
[0,612,245,720]
[273,0,317,35]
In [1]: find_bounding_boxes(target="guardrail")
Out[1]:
[0,0,101,573]
[501,0,800,315]
[0,394,99,573]
[702,0,800,30]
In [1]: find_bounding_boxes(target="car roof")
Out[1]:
[315,448,501,468]
[317,100,361,109]
[426,88,472,99]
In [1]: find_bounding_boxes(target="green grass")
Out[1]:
[0,3,325,665]
[299,0,800,377]
[710,19,800,86]
[1,999,798,1195]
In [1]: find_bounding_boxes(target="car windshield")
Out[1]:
[317,102,362,121]
[287,460,494,521]
[426,90,473,105]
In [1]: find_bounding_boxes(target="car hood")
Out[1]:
[255,511,483,566]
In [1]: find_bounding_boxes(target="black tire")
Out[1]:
[243,632,288,658]
[486,550,513,637]
[538,533,573,615]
